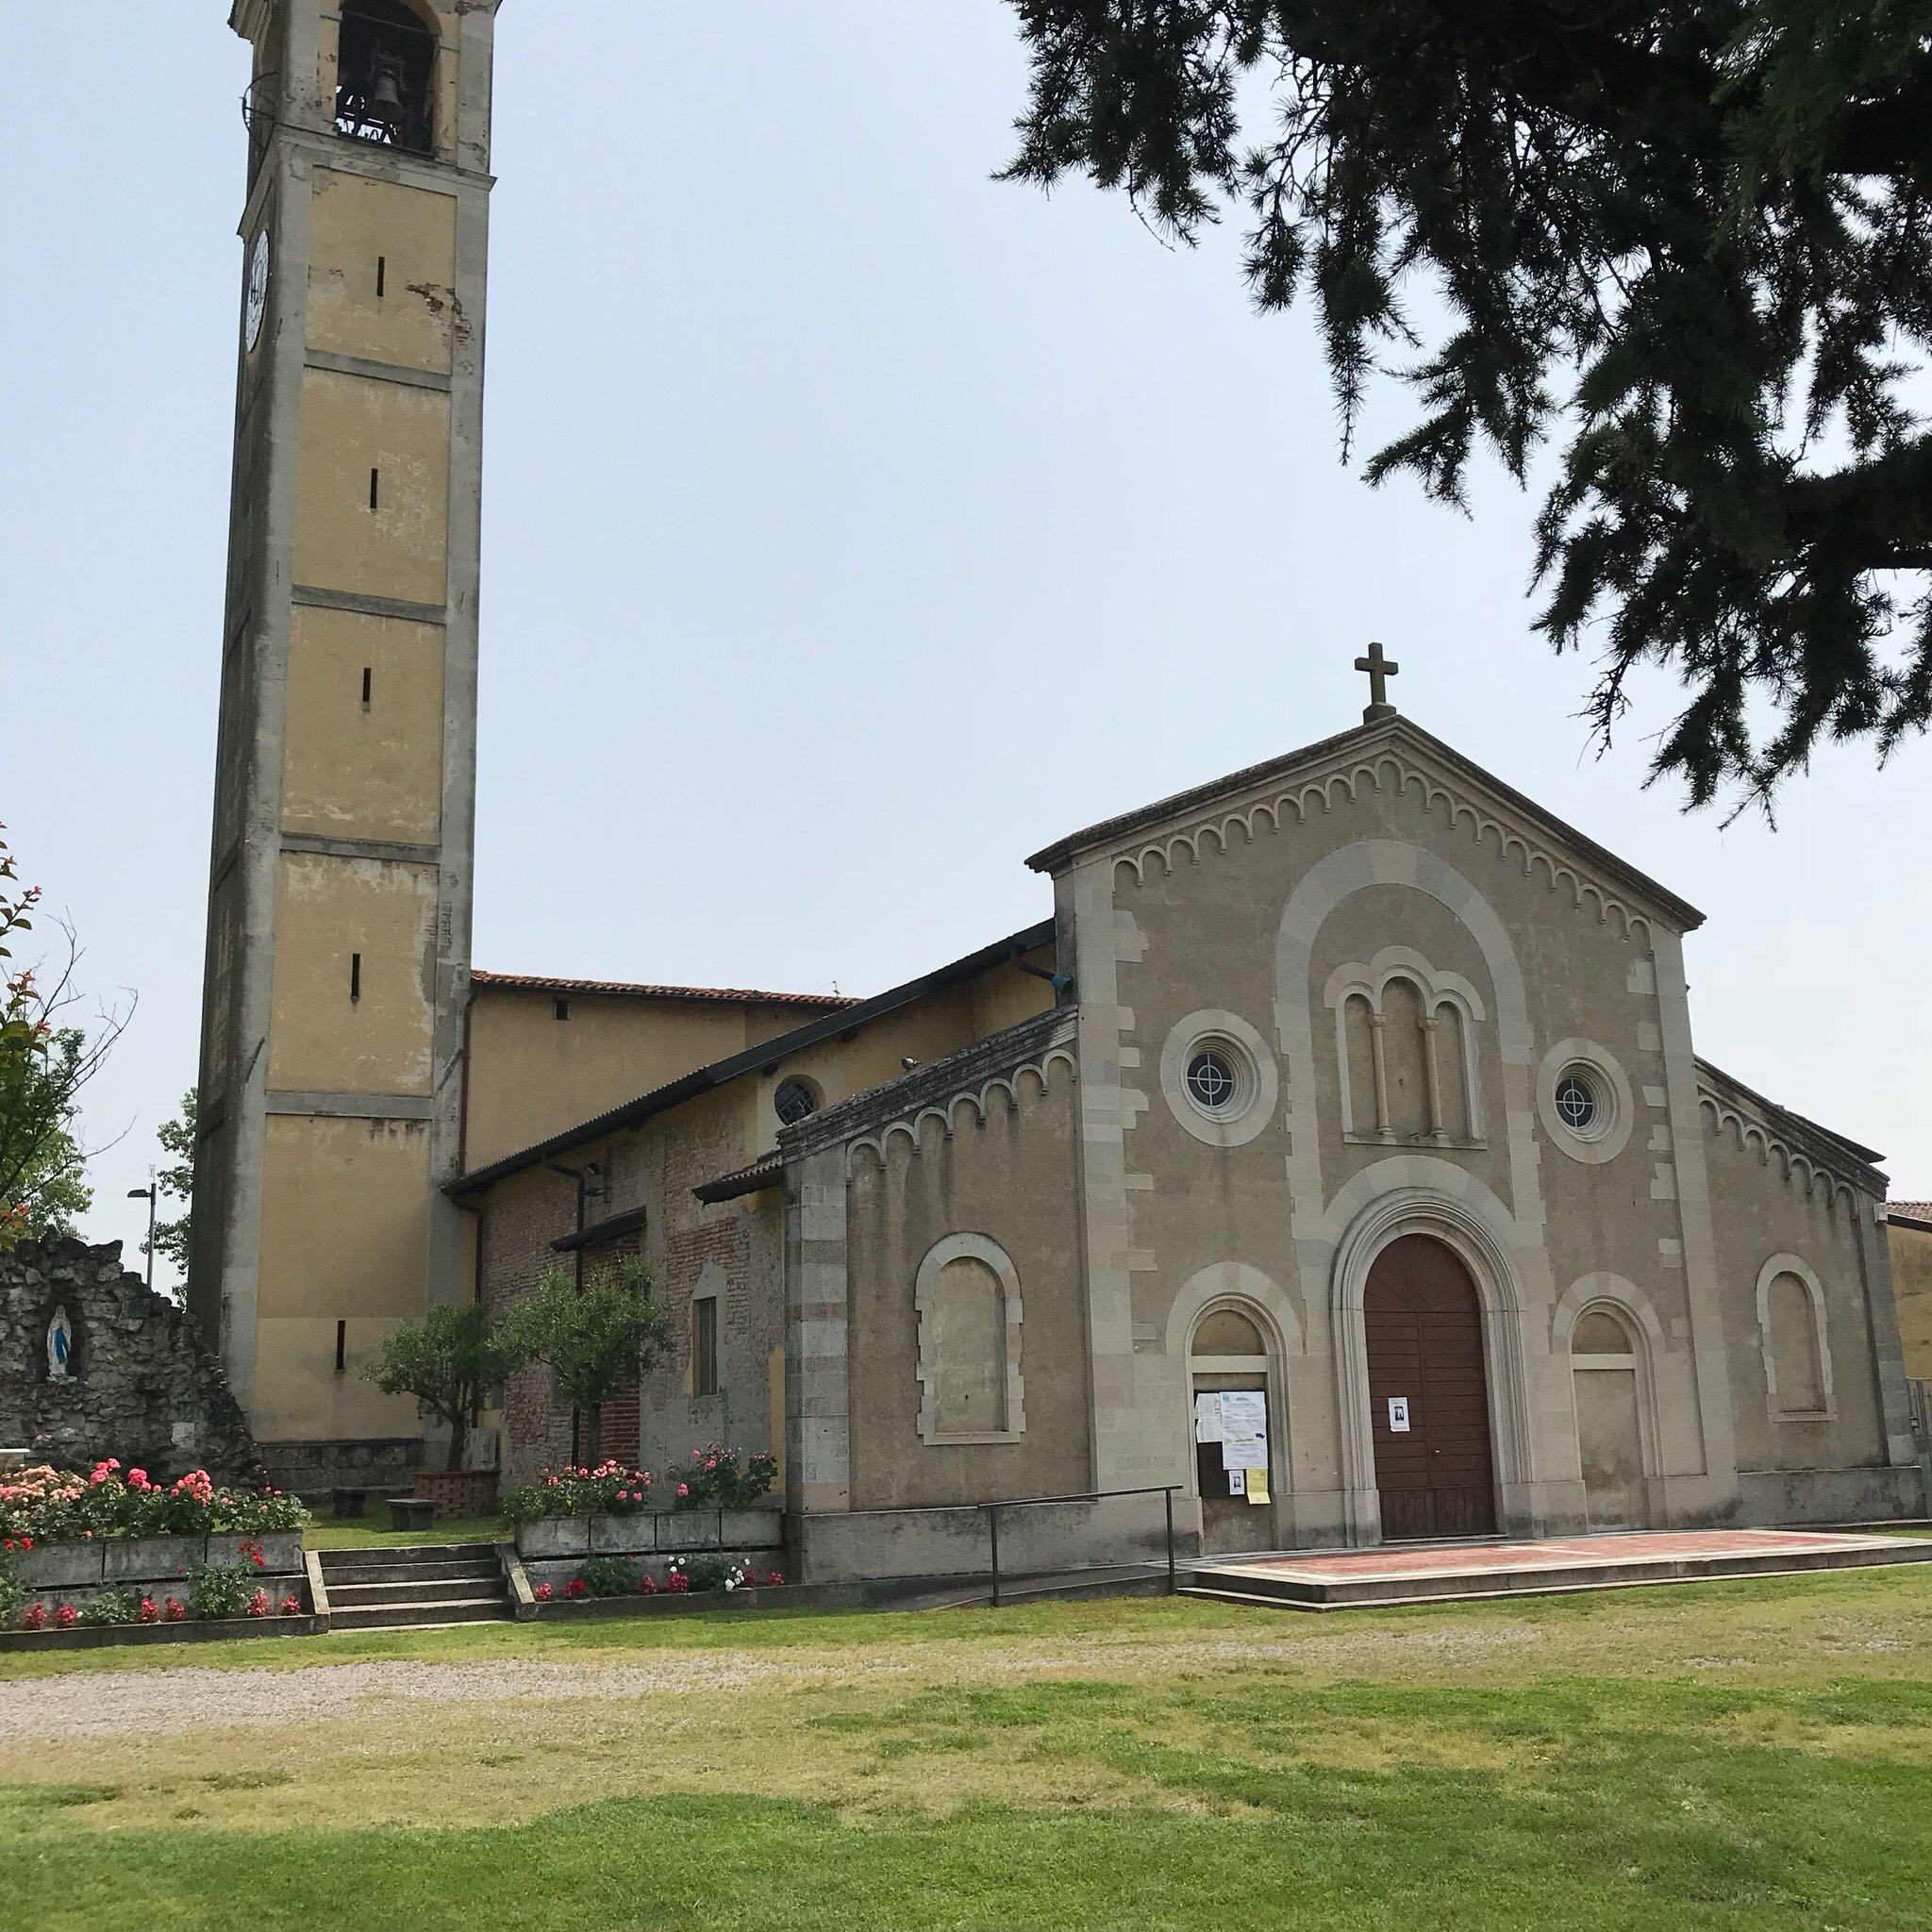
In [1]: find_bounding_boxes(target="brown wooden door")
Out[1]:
[1365,1235,1497,1540]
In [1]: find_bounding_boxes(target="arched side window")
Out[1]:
[914,1233,1024,1444]
[1756,1255,1835,1420]
[335,0,438,156]
[1324,947,1487,1146]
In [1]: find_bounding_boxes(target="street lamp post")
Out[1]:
[126,1181,157,1291]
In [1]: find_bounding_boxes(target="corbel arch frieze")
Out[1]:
[1109,748,1658,943]
[843,1046,1077,1172]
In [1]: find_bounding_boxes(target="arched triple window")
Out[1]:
[1327,949,1485,1146]
[914,1234,1024,1444]
[335,0,437,156]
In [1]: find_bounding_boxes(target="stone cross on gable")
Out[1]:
[1356,641,1399,722]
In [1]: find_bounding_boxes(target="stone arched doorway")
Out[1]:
[1364,1235,1498,1540]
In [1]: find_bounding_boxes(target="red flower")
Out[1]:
[245,1589,271,1619]
[666,1572,690,1594]
[55,1603,76,1628]
[533,1582,554,1602]
[21,1603,45,1630]
[279,1595,302,1617]
[564,1578,588,1600]
[767,1572,785,1588]
[163,1598,186,1622]
[138,1597,159,1624]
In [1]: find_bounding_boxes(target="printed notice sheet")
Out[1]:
[1218,1389,1267,1472]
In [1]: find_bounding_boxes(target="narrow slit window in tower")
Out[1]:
[369,468,380,511]
[335,1321,347,1374]
[375,255,387,298]
[360,667,372,708]
[350,953,362,1002]
[553,997,570,1021]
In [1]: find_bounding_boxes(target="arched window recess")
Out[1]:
[335,0,437,156]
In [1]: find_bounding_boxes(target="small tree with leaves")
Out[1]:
[0,827,128,1246]
[146,1089,196,1278]
[500,1257,672,1467]
[364,1302,527,1472]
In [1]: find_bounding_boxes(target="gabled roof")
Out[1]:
[471,969,852,1009]
[447,919,1056,1198]
[1025,712,1704,933]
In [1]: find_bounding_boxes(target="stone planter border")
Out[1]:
[16,1529,304,1591]
[0,1611,324,1655]
[514,1507,782,1563]
[533,1583,845,1623]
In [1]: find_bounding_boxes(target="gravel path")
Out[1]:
[0,1622,1548,1744]
[0,1654,832,1741]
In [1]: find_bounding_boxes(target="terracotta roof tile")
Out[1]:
[1888,1201,1932,1227]
[471,969,854,1008]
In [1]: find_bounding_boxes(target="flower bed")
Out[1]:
[0,1461,308,1543]
[502,1444,774,1525]
[0,1464,309,1640]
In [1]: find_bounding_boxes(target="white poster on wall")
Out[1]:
[1193,1393,1224,1444]
[1218,1389,1267,1473]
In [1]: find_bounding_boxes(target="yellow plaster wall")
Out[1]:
[462,991,841,1172]
[1889,1222,1932,1381]
[307,171,459,373]
[253,1112,432,1439]
[282,607,445,841]
[292,368,450,604]
[267,853,436,1094]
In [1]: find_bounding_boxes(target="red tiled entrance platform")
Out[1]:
[1185,1527,1932,1611]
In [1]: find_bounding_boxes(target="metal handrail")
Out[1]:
[981,1484,1180,1607]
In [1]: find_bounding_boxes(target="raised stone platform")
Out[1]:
[1185,1527,1932,1611]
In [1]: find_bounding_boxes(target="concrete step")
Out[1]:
[326,1577,503,1607]
[320,1558,502,1588]
[318,1542,502,1570]
[328,1595,514,1631]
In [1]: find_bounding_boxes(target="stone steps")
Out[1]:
[316,1542,513,1630]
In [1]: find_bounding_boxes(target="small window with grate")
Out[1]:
[774,1076,820,1127]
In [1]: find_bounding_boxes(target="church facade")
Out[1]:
[456,711,1924,1574]
[186,3,1923,1557]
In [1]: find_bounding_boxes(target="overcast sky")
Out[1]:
[5,4,1928,1289]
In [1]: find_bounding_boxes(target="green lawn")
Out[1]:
[301,1507,508,1550]
[5,1570,1932,1929]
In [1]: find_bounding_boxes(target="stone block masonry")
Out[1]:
[0,1237,266,1486]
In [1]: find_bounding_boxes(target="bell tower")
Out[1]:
[190,0,498,1481]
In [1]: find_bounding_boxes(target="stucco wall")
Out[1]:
[1890,1221,1932,1383]
[1700,1101,1896,1477]
[841,1058,1089,1511]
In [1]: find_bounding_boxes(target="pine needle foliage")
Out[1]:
[1001,0,1932,808]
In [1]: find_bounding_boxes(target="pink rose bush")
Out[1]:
[0,1462,307,1544]
[500,1460,657,1526]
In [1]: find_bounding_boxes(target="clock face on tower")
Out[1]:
[244,229,271,352]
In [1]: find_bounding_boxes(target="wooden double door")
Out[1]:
[1365,1235,1498,1540]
